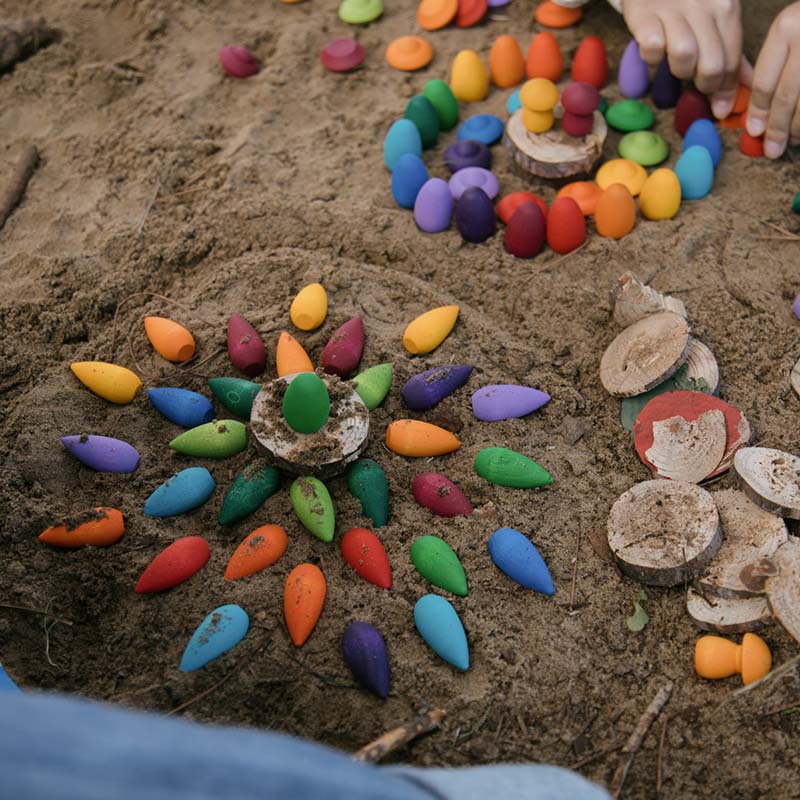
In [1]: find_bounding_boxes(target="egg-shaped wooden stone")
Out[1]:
[384,119,423,171]
[450,49,489,102]
[683,118,722,167]
[652,58,682,108]
[488,527,555,594]
[414,178,453,233]
[675,145,714,199]
[618,39,649,98]
[391,153,429,208]
[504,201,546,258]
[456,186,496,243]
[638,168,681,220]
[571,35,608,88]
[404,95,440,149]
[595,183,636,239]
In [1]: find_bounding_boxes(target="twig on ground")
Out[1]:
[353,707,447,763]
[731,655,800,699]
[167,672,233,716]
[758,699,800,718]
[0,18,58,72]
[610,682,674,799]
[0,144,39,231]
[569,521,583,612]
[0,602,74,626]
[569,741,623,770]
[656,715,669,797]
[136,181,161,238]
[42,598,60,668]
[537,240,588,273]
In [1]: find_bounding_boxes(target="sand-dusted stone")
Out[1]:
[686,589,771,634]
[764,538,800,644]
[733,447,800,519]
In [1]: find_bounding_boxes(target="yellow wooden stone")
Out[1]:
[595,158,647,196]
[70,361,142,404]
[519,78,558,112]
[290,283,328,331]
[403,305,459,354]
[639,168,682,220]
[450,50,488,102]
[522,108,555,133]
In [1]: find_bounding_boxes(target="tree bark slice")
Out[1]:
[0,18,58,72]
[609,271,687,328]
[765,538,800,644]
[791,356,800,400]
[607,480,722,587]
[686,588,771,633]
[503,108,607,180]
[732,447,800,519]
[684,338,720,395]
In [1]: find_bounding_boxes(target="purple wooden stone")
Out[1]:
[651,58,682,109]
[618,39,649,99]
[444,140,492,173]
[487,0,510,6]
[414,178,453,233]
[471,384,551,421]
[341,621,390,699]
[448,167,499,201]
[793,293,800,320]
[456,187,496,244]
[402,364,473,410]
[61,434,141,473]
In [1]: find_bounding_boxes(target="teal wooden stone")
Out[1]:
[208,377,260,418]
[218,464,281,525]
[474,447,553,488]
[283,373,330,434]
[144,467,216,517]
[290,476,335,542]
[618,131,669,166]
[179,604,249,672]
[605,99,655,132]
[792,191,800,214]
[414,594,469,671]
[410,535,468,596]
[347,458,389,527]
[404,95,440,149]
[352,363,392,410]
[169,420,248,458]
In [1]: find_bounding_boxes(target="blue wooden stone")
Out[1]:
[148,387,215,428]
[488,527,555,595]
[0,663,20,692]
[180,604,249,672]
[384,119,423,172]
[401,364,473,410]
[391,153,429,209]
[457,114,504,146]
[682,118,722,167]
[413,594,469,671]
[506,89,521,114]
[144,467,216,517]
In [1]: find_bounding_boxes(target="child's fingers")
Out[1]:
[711,13,744,117]
[691,13,726,95]
[746,33,789,137]
[764,50,800,157]
[662,10,698,79]
[739,55,754,88]
[791,104,800,147]
[623,7,666,64]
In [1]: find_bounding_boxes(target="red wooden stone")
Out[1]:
[496,192,548,224]
[562,111,594,137]
[546,197,586,254]
[504,201,546,258]
[675,88,712,136]
[341,527,392,589]
[412,472,473,517]
[571,36,608,89]
[227,314,266,377]
[455,0,488,27]
[135,536,210,593]
[322,317,364,378]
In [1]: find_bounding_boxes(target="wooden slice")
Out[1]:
[765,538,800,644]
[684,339,720,395]
[791,356,800,399]
[633,391,751,480]
[686,588,771,634]
[733,447,800,519]
[250,372,369,479]
[600,312,690,398]
[503,107,607,180]
[607,480,722,587]
[609,272,687,328]
[696,489,788,598]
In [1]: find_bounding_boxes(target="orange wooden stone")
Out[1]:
[284,563,327,646]
[417,0,457,30]
[496,192,548,224]
[525,31,563,82]
[732,85,750,115]
[276,331,314,377]
[695,632,771,685]
[386,36,434,71]
[144,317,196,363]
[224,525,288,580]
[385,420,460,457]
[594,183,636,238]
[556,182,602,216]
[534,1,582,28]
[489,35,525,89]
[39,507,125,548]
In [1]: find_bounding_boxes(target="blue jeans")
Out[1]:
[0,691,610,800]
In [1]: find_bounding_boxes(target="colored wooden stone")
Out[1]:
[683,119,722,166]
[695,633,771,686]
[450,50,489,103]
[290,476,335,542]
[571,35,608,88]
[149,387,215,427]
[675,145,714,199]
[412,472,473,517]
[70,361,141,404]
[595,158,648,195]
[448,167,499,201]
[169,419,247,458]
[456,187,496,244]
[386,35,433,71]
[474,446,553,487]
[322,317,364,378]
[504,201,546,257]
[143,467,216,517]
[556,182,602,216]
[638,168,682,220]
[291,283,328,331]
[675,88,712,136]
[455,0,487,27]
[218,464,281,525]
[489,34,525,89]
[320,38,365,72]
[180,604,249,672]
[405,95,440,149]
[496,192,548,224]
[207,377,260,419]
[605,99,654,132]
[488,527,554,594]
[619,131,669,166]
[352,363,393,409]
[0,663,19,692]
[403,305,459,354]
[339,0,383,23]
[392,154,429,208]
[39,507,124,548]
[342,621,391,699]
[402,364,473,410]
[144,316,195,363]
[595,183,636,239]
[414,178,453,232]
[282,372,330,433]
[534,0,581,27]
[134,536,210,593]
[418,0,457,30]
[218,45,260,78]
[423,79,459,131]
[384,120,423,171]
[414,594,469,670]
[471,384,550,421]
[386,420,460,457]
[341,527,392,589]
[546,197,586,253]
[224,525,288,580]
[276,331,314,377]
[227,314,266,377]
[618,39,649,98]
[411,535,468,595]
[347,458,390,528]
[61,434,140,473]
[284,563,326,646]
[525,32,562,82]
[652,58,682,108]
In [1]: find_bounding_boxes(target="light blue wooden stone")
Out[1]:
[384,119,423,172]
[506,90,521,115]
[488,527,555,595]
[180,604,249,672]
[0,663,20,692]
[413,594,469,671]
[148,387,215,428]
[675,145,714,199]
[144,467,216,517]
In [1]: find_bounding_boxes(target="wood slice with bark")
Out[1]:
[791,356,800,399]
[696,489,788,598]
[609,272,687,328]
[607,480,722,586]
[684,339,720,395]
[732,447,800,519]
[686,588,771,633]
[600,312,690,398]
[765,538,800,644]
[503,108,607,180]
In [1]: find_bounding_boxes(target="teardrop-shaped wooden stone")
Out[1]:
[218,464,281,525]
[180,604,249,672]
[410,535,468,596]
[341,527,392,589]
[347,458,389,528]
[414,594,469,671]
[342,621,391,699]
[134,536,210,593]
[474,446,553,487]
[322,317,364,377]
[169,420,248,458]
[290,476,335,542]
[412,472,473,516]
[208,377,260,419]
[488,527,554,594]
[284,563,326,646]
[352,363,393,409]
[401,364,473,410]
[227,314,266,377]
[282,372,331,433]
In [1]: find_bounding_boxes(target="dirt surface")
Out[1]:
[2,1,800,798]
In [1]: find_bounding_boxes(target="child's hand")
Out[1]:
[622,0,743,118]
[745,2,800,158]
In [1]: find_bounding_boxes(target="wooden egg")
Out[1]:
[450,49,489,102]
[639,168,681,220]
[595,183,636,239]
[546,197,585,253]
[489,34,525,88]
[525,31,562,81]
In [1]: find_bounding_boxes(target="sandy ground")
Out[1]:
[1,0,800,797]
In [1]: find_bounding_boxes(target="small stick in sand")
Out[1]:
[0,18,58,73]
[568,521,582,612]
[353,707,447,763]
[0,602,73,627]
[0,144,38,231]
[656,715,669,797]
[609,682,674,799]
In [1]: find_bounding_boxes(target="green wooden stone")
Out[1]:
[290,476,335,542]
[404,96,440,149]
[218,464,281,525]
[208,377,260,419]
[605,99,654,132]
[410,535,468,596]
[793,191,800,214]
[338,0,383,24]
[283,373,330,434]
[423,79,459,132]
[598,96,608,116]
[352,363,392,410]
[169,419,248,458]
[618,131,669,166]
[474,447,553,488]
[347,458,389,527]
